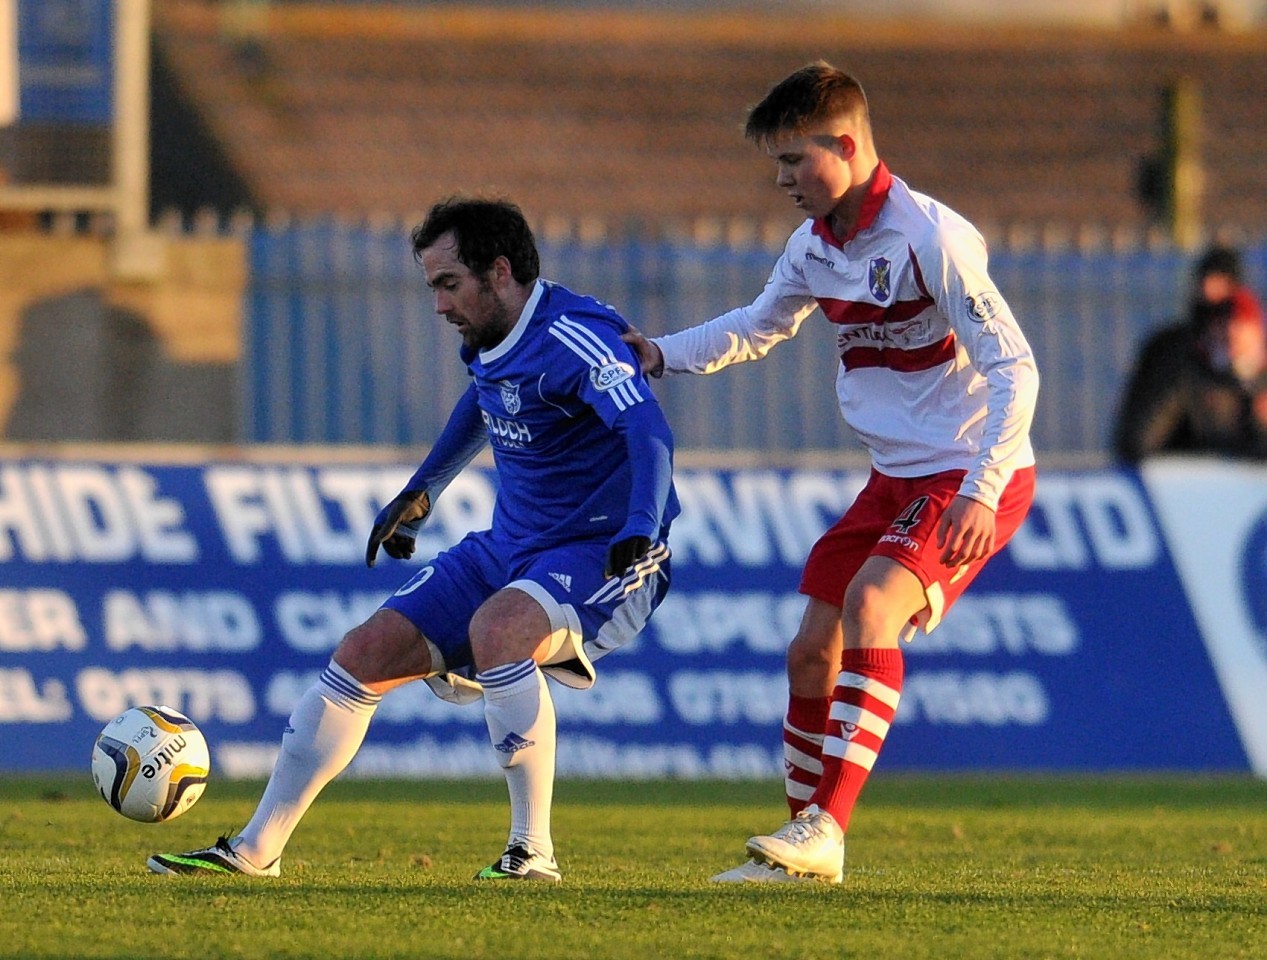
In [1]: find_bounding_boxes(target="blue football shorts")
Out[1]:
[381,528,671,702]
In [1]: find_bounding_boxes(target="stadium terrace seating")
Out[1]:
[154,2,1267,235]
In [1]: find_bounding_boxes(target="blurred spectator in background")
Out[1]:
[1114,244,1267,462]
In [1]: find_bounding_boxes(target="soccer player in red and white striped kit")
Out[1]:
[626,61,1038,882]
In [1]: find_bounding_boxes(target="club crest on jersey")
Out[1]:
[590,361,635,392]
[965,291,1002,322]
[499,380,521,415]
[868,257,892,301]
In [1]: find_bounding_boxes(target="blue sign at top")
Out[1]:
[17,0,113,124]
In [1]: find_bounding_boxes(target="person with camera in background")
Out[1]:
[1115,244,1267,462]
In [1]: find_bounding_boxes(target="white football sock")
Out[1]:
[478,660,557,860]
[235,661,380,866]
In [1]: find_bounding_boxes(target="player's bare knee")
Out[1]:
[842,579,902,645]
[787,631,836,674]
[333,608,431,685]
[470,621,541,671]
[469,589,551,671]
[785,604,844,694]
[331,627,373,678]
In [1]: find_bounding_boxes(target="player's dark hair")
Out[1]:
[745,60,870,143]
[411,197,540,284]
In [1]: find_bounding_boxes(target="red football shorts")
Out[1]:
[799,465,1036,637]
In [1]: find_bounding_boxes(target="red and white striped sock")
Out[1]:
[810,648,904,831]
[783,694,829,815]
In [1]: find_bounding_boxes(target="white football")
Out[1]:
[91,705,211,823]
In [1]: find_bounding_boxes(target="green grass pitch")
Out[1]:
[1,775,1264,959]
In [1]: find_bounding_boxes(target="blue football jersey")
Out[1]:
[457,280,679,555]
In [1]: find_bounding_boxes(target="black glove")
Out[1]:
[365,490,432,567]
[604,535,652,579]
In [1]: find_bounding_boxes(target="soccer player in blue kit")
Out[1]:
[149,197,679,882]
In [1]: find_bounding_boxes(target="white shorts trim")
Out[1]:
[506,578,595,690]
[903,580,946,641]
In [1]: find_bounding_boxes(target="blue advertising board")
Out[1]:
[1,455,1264,778]
[16,0,113,124]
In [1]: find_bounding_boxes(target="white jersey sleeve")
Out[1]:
[913,216,1039,507]
[653,232,819,374]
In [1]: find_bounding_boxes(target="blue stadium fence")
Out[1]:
[244,218,1267,457]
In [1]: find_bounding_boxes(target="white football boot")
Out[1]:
[710,858,820,883]
[744,804,845,883]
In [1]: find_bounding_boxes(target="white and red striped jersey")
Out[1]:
[653,163,1038,509]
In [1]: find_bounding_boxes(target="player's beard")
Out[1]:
[463,279,515,352]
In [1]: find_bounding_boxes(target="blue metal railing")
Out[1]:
[245,220,1266,456]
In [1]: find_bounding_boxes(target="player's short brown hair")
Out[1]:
[744,61,870,144]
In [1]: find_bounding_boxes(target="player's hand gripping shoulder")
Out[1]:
[620,325,665,379]
[604,535,652,579]
[365,490,432,567]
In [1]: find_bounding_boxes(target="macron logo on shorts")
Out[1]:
[494,732,535,755]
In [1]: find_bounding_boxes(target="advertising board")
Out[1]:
[1,456,1262,778]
